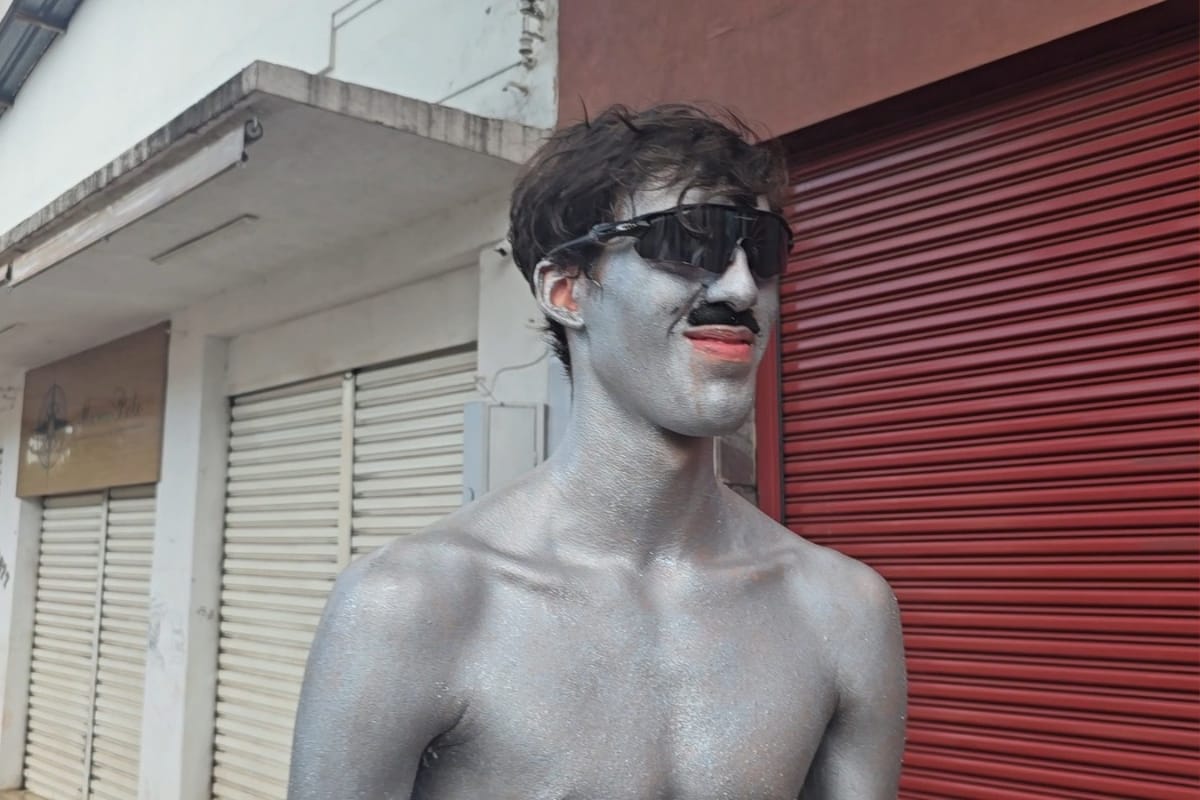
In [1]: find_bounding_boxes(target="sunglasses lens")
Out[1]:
[746,215,791,279]
[634,213,704,267]
[634,207,791,279]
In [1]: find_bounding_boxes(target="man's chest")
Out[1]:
[426,587,835,798]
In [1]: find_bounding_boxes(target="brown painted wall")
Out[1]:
[557,0,1163,136]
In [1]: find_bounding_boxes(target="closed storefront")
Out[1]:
[769,24,1199,800]
[12,325,168,800]
[23,487,156,800]
[211,347,477,799]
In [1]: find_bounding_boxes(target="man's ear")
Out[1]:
[534,260,585,330]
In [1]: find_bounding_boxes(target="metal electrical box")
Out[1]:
[462,401,547,503]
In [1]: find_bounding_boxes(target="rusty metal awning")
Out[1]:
[0,0,85,116]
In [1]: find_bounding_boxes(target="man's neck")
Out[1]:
[540,374,729,569]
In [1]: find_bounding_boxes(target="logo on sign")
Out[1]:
[30,383,71,470]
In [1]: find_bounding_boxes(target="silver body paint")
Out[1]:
[288,186,907,800]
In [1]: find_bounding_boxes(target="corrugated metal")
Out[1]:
[23,493,104,800]
[87,485,155,800]
[776,28,1199,799]
[0,0,85,116]
[21,486,155,800]
[212,376,343,800]
[352,349,476,556]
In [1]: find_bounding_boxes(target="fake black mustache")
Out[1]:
[686,303,761,334]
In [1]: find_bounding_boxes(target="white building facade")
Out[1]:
[0,2,563,798]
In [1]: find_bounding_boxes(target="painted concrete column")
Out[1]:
[139,325,228,800]
[0,374,45,787]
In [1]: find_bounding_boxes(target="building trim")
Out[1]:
[0,60,548,266]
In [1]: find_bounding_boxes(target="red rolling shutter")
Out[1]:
[774,26,1199,800]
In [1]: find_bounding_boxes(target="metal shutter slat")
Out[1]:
[352,452,465,480]
[354,349,476,390]
[354,390,477,428]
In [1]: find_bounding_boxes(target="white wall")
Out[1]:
[226,265,481,395]
[0,372,44,787]
[0,0,556,237]
[179,187,510,343]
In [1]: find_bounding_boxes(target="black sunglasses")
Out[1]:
[546,204,794,280]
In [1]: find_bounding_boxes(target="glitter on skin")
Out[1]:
[287,183,907,799]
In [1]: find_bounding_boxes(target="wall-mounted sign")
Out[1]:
[17,323,169,497]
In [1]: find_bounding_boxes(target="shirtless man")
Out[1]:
[288,104,906,799]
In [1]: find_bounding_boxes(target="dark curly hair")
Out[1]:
[508,103,787,376]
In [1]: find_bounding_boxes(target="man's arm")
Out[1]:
[802,562,907,800]
[287,544,470,799]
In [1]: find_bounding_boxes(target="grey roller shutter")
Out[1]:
[211,347,476,798]
[87,486,155,799]
[352,349,476,557]
[23,494,105,800]
[21,487,156,800]
[211,377,344,800]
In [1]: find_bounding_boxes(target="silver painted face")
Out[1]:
[572,185,780,437]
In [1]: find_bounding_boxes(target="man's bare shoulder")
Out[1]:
[292,524,517,792]
[744,517,907,796]
[327,479,546,629]
[310,528,506,694]
[735,495,898,628]
[330,527,488,628]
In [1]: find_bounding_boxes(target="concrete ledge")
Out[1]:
[0,71,253,259]
[244,62,547,167]
[0,61,548,263]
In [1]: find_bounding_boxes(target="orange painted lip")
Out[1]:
[687,339,753,362]
[682,325,756,344]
